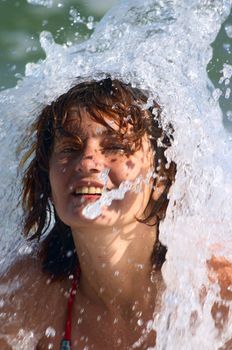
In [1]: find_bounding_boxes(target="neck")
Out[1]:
[71,222,160,318]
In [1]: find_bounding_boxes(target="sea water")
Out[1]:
[0,0,232,349]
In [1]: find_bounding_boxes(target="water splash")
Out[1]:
[0,0,232,349]
[27,0,53,8]
[225,23,232,38]
[83,180,133,220]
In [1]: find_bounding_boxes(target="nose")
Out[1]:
[75,139,104,174]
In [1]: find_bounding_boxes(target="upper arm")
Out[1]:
[218,338,232,350]
[0,255,69,349]
[0,256,43,344]
[207,256,232,348]
[0,338,12,350]
[207,256,232,300]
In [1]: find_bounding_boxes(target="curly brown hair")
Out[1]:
[20,78,176,278]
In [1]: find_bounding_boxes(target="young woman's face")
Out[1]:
[49,106,155,230]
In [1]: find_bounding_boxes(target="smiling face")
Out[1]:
[21,79,176,275]
[22,78,175,248]
[49,107,155,230]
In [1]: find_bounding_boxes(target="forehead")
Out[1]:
[53,105,154,159]
[60,105,128,137]
[54,104,153,153]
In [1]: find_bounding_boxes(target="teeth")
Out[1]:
[75,186,103,195]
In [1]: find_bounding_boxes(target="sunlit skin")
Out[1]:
[1,107,232,349]
[49,108,163,300]
[48,108,232,349]
[49,107,156,230]
[48,107,165,347]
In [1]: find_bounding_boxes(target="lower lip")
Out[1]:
[81,194,101,199]
[73,194,102,200]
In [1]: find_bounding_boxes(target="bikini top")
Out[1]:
[60,267,80,350]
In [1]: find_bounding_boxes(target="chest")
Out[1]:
[73,288,159,349]
[37,295,157,350]
[36,281,160,350]
[38,316,156,350]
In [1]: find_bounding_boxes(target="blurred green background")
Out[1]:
[0,0,232,128]
[0,0,118,89]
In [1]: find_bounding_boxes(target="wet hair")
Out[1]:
[20,78,176,278]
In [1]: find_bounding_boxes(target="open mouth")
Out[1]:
[73,193,102,197]
[72,186,104,198]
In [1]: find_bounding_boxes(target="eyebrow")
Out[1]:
[95,129,119,137]
[55,127,120,141]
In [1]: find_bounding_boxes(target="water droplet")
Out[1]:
[18,244,33,255]
[117,338,122,345]
[27,0,53,8]
[226,110,232,122]
[212,88,222,101]
[98,168,110,186]
[77,317,83,324]
[225,87,231,99]
[147,320,154,331]
[66,250,73,258]
[112,226,120,234]
[223,43,231,54]
[225,24,232,38]
[10,65,16,72]
[87,16,95,30]
[45,327,56,338]
[69,7,83,24]
[136,263,144,270]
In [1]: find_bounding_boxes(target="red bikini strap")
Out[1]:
[63,267,81,341]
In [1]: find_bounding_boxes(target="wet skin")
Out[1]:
[0,108,163,350]
[49,108,156,231]
[1,108,231,349]
[47,108,162,348]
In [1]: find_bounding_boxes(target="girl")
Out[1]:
[0,78,231,350]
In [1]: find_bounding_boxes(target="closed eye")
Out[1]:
[61,147,81,154]
[103,145,130,153]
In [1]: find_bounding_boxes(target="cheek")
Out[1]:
[109,155,151,185]
[49,163,67,198]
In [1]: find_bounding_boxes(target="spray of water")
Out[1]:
[0,0,232,349]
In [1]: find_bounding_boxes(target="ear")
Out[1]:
[152,175,167,201]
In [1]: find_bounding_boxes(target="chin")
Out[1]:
[67,210,119,229]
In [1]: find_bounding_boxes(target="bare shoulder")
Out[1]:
[207,256,232,350]
[1,251,42,280]
[207,256,232,300]
[0,252,47,302]
[0,253,68,349]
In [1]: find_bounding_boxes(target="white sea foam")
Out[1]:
[0,0,232,348]
[27,0,53,8]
